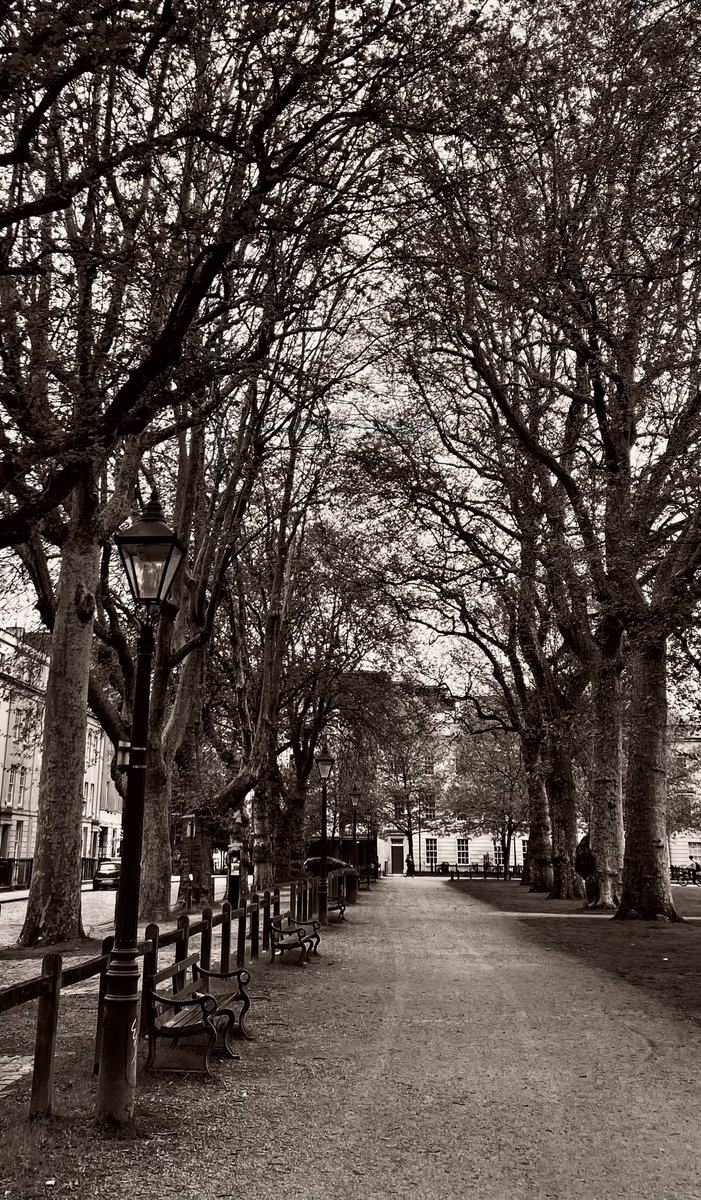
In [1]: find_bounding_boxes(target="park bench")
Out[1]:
[143,951,252,1078]
[270,913,321,966]
[327,870,348,919]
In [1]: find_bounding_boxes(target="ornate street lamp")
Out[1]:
[97,491,184,1124]
[315,744,334,925]
[350,786,360,871]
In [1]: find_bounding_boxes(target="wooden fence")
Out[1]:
[0,870,363,1119]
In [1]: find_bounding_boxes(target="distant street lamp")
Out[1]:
[97,491,184,1124]
[315,744,335,925]
[350,786,361,870]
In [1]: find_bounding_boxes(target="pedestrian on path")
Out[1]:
[405,854,415,877]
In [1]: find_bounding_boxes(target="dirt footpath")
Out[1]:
[9,875,701,1200]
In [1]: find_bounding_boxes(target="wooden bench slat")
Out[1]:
[151,951,200,986]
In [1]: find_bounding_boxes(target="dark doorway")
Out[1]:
[391,844,404,874]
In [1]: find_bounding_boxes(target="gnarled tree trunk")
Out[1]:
[588,650,625,908]
[546,729,584,900]
[19,485,99,946]
[521,734,554,892]
[616,637,679,921]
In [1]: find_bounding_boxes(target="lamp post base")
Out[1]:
[96,947,141,1122]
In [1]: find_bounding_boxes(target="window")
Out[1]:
[12,708,23,740]
[457,837,469,866]
[423,797,436,821]
[689,841,701,856]
[14,821,24,857]
[90,782,95,811]
[6,765,17,805]
[423,750,435,773]
[17,767,26,807]
[393,799,404,823]
[425,837,437,866]
[522,840,529,859]
[83,782,88,814]
[493,841,504,867]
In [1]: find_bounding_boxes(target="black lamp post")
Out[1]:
[315,744,334,925]
[350,786,360,871]
[97,491,184,1124]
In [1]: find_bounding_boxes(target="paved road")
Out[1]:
[173,874,701,1200]
[5,875,701,1199]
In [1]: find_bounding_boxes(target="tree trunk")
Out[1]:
[588,652,625,908]
[176,816,214,909]
[19,486,99,946]
[287,788,308,878]
[252,779,276,890]
[522,736,553,892]
[546,732,585,900]
[615,637,680,921]
[139,751,172,921]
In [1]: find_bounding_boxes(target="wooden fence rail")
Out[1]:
[0,871,343,1119]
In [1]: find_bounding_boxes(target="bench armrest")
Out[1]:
[150,990,217,1016]
[194,966,251,988]
[271,925,305,943]
[277,917,318,935]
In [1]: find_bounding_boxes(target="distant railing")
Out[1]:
[0,858,33,888]
[0,856,99,890]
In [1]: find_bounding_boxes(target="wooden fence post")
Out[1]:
[296,883,303,923]
[250,894,260,959]
[273,887,280,918]
[175,914,190,993]
[93,935,114,1075]
[139,923,159,1039]
[29,953,62,1119]
[237,900,247,967]
[289,881,296,920]
[201,907,213,972]
[220,902,231,973]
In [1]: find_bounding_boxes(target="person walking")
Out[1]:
[405,855,415,877]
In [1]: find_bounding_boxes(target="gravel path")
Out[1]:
[78,876,701,1200]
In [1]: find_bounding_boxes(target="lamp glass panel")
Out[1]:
[131,541,170,600]
[158,542,184,602]
[315,752,334,781]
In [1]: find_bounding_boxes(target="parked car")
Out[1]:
[92,859,121,890]
[302,856,354,876]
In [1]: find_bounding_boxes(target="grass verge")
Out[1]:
[452,878,701,1022]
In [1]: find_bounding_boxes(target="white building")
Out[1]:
[0,629,122,887]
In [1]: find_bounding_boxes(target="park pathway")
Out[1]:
[37,876,701,1199]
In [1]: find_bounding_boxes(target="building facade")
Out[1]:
[0,629,122,887]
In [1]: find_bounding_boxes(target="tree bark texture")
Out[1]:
[546,732,584,900]
[522,736,554,892]
[252,779,276,890]
[615,639,680,922]
[19,486,99,945]
[588,654,625,908]
[139,752,172,921]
